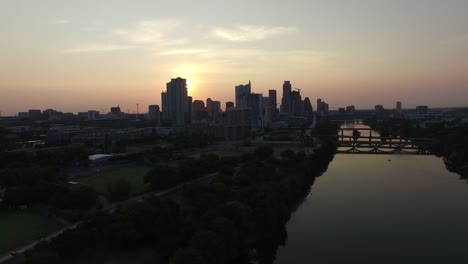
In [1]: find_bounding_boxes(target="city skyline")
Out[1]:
[2,0,468,115]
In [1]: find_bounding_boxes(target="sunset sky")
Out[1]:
[1,0,468,115]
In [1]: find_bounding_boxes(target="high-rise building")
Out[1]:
[212,101,221,113]
[225,108,252,139]
[346,105,355,115]
[110,106,122,116]
[212,101,221,122]
[396,101,402,114]
[375,105,385,114]
[290,90,303,116]
[226,101,235,110]
[268,89,278,117]
[304,97,313,114]
[161,77,191,127]
[148,105,160,122]
[192,100,206,122]
[317,99,322,113]
[187,96,193,124]
[416,105,429,115]
[281,81,292,113]
[206,98,214,118]
[235,81,251,108]
[321,101,329,114]
[87,110,100,120]
[247,93,263,127]
[268,90,277,109]
[28,109,42,120]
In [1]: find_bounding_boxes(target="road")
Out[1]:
[0,172,219,263]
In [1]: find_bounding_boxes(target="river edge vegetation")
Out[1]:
[13,124,338,264]
[365,118,468,181]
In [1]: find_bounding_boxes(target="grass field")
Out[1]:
[0,212,57,254]
[77,165,151,195]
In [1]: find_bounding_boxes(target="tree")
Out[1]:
[50,184,97,210]
[145,165,179,190]
[108,178,131,202]
[171,248,206,264]
[190,230,227,264]
[254,146,274,161]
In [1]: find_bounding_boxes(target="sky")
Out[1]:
[1,0,468,115]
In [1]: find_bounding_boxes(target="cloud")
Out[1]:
[280,50,335,64]
[442,34,468,45]
[113,20,185,45]
[53,19,71,24]
[212,25,297,42]
[159,49,208,56]
[61,44,135,54]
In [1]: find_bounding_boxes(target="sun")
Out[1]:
[186,79,192,88]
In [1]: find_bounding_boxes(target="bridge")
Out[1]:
[335,128,436,155]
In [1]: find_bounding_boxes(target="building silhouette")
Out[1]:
[396,101,402,114]
[281,81,292,113]
[235,81,251,108]
[268,89,277,116]
[226,101,234,110]
[148,105,160,122]
[192,100,206,122]
[161,77,191,127]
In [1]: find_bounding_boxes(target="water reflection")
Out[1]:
[275,134,468,263]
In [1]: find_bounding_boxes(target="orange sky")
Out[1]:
[1,0,468,115]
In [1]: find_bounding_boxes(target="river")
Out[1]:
[274,123,468,263]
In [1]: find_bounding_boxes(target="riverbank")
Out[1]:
[275,153,468,264]
[365,118,468,181]
[18,135,337,264]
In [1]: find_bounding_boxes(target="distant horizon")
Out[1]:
[1,0,468,116]
[3,95,467,118]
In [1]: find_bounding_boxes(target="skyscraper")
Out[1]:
[161,77,191,127]
[247,93,263,127]
[268,89,277,114]
[281,81,291,113]
[290,90,303,116]
[317,98,322,113]
[206,98,213,118]
[304,97,313,114]
[396,101,402,114]
[235,81,251,108]
[192,100,207,122]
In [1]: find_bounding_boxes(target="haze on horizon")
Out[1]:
[1,0,468,116]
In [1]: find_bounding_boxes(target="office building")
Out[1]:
[416,105,429,115]
[235,81,251,108]
[148,105,160,122]
[87,110,100,121]
[346,105,355,115]
[281,81,292,113]
[304,97,313,115]
[28,109,42,120]
[396,101,402,114]
[161,77,191,127]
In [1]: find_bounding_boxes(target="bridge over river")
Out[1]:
[335,128,436,155]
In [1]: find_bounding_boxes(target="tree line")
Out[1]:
[21,140,338,264]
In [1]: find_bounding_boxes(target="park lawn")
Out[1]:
[0,211,57,254]
[77,166,151,195]
[211,149,248,157]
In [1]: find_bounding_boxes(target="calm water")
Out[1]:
[275,126,468,263]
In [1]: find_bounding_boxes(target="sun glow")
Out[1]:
[169,64,207,98]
